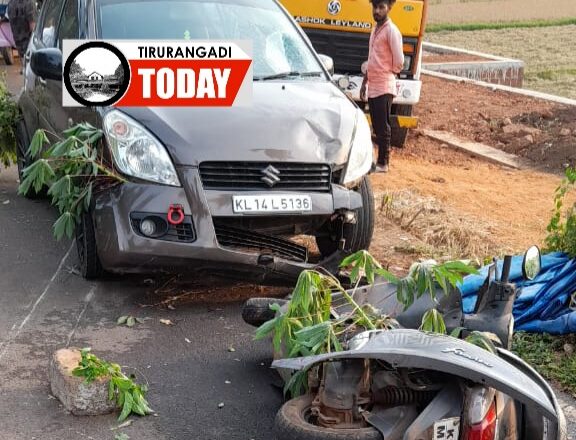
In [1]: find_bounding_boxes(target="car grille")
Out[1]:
[214,224,308,262]
[199,162,332,191]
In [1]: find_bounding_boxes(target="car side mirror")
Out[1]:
[522,245,541,281]
[30,48,62,81]
[318,54,334,76]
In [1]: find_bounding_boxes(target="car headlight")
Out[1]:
[343,109,373,185]
[103,110,180,187]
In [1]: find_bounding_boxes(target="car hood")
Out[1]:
[117,81,357,167]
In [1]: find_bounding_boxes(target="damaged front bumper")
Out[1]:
[92,166,363,282]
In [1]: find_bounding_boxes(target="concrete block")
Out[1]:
[49,348,117,416]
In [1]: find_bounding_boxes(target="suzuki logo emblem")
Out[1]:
[261,165,281,187]
[327,0,341,16]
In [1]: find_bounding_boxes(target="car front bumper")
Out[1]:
[92,167,363,282]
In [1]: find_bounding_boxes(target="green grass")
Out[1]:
[426,25,576,99]
[427,17,576,33]
[512,332,576,396]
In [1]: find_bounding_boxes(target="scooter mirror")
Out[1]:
[522,245,541,280]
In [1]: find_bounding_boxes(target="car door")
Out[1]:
[36,0,79,135]
[26,0,65,139]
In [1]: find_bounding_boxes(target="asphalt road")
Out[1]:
[0,63,284,440]
[0,162,284,440]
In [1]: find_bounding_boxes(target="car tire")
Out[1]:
[242,297,288,327]
[390,104,412,148]
[1,47,14,65]
[316,175,375,257]
[76,211,103,279]
[274,394,382,440]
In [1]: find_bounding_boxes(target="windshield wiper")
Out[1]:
[254,71,324,81]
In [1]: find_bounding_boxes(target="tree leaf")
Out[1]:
[117,316,128,325]
[118,391,134,422]
[254,316,278,340]
[108,379,115,401]
[127,317,136,328]
[28,129,48,158]
[53,212,75,240]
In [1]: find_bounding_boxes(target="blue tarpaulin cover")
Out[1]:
[459,252,576,335]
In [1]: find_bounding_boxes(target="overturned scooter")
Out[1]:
[242,246,567,440]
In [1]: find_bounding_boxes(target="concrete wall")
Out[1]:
[422,42,525,88]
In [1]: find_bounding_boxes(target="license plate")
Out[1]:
[232,194,312,213]
[433,417,460,440]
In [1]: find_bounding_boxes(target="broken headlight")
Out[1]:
[343,108,373,185]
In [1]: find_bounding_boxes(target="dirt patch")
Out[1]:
[370,136,573,256]
[417,75,576,172]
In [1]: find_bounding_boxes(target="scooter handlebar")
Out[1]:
[501,256,512,283]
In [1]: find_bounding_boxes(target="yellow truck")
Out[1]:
[279,0,428,147]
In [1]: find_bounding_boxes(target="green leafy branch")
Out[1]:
[420,310,498,354]
[255,250,478,396]
[341,250,478,310]
[72,348,153,422]
[18,125,126,239]
[545,167,576,258]
[0,76,18,168]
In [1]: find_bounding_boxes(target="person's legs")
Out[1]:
[369,94,394,168]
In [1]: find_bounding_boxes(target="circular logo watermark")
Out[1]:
[63,41,130,107]
[327,0,341,16]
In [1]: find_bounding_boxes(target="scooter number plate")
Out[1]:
[433,417,460,440]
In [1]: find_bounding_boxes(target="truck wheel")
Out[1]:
[274,394,382,440]
[391,104,412,148]
[316,175,375,257]
[76,211,103,279]
[2,47,14,65]
[241,297,288,327]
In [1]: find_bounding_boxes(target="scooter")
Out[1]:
[242,246,567,440]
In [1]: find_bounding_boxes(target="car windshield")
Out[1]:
[96,0,326,80]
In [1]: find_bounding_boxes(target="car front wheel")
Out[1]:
[76,211,103,279]
[316,175,375,257]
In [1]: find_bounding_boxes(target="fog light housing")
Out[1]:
[140,218,157,237]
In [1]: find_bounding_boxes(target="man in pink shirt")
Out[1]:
[360,0,404,173]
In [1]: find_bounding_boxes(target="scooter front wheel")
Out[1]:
[274,394,382,440]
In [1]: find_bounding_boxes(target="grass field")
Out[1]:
[426,25,576,98]
[428,0,576,25]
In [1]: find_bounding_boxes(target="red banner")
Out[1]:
[115,59,252,107]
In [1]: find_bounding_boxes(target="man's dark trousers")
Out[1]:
[368,94,394,166]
